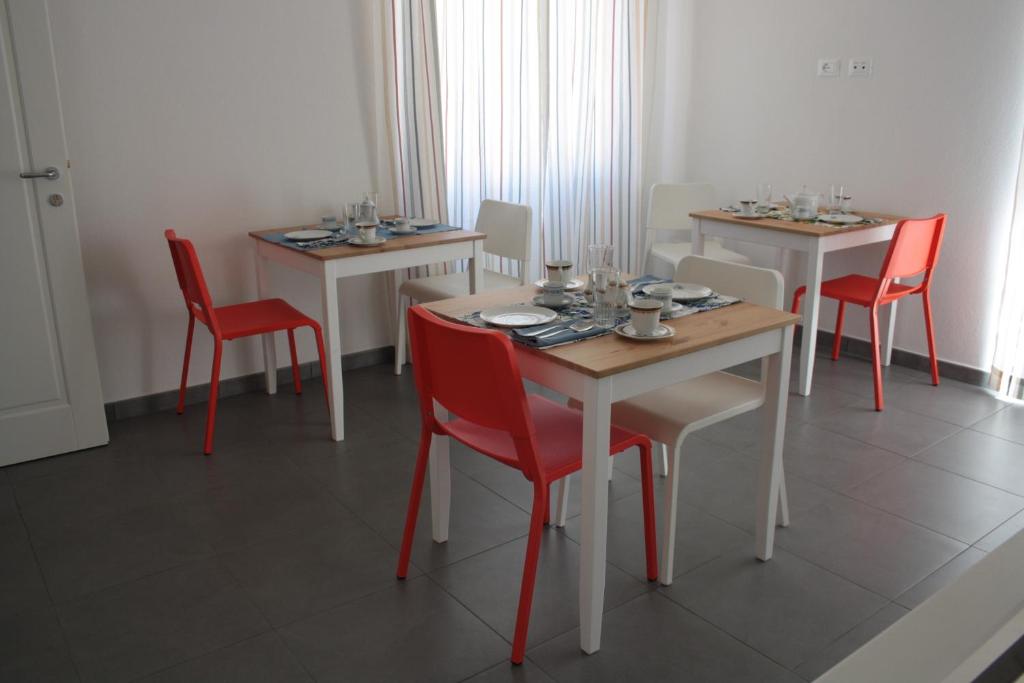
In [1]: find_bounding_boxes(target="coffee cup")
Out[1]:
[321,215,339,230]
[629,299,664,336]
[540,281,567,306]
[391,216,412,232]
[737,200,758,217]
[648,283,675,317]
[545,260,573,284]
[355,222,377,243]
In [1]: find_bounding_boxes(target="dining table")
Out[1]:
[690,209,904,397]
[249,224,485,440]
[422,285,800,655]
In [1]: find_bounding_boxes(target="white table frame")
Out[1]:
[253,235,484,440]
[692,216,898,396]
[427,322,794,654]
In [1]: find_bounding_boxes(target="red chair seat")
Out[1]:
[819,274,918,306]
[444,394,645,481]
[214,298,318,340]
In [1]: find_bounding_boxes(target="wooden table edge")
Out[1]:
[248,226,485,261]
[690,209,906,237]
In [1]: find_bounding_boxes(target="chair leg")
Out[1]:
[791,286,806,314]
[869,305,885,411]
[831,301,846,361]
[311,323,331,415]
[637,441,659,582]
[202,339,223,455]
[660,438,684,585]
[397,426,433,579]
[922,291,940,386]
[555,475,570,528]
[658,442,669,478]
[287,329,302,394]
[395,294,410,376]
[176,314,195,414]
[511,484,548,665]
[543,484,551,526]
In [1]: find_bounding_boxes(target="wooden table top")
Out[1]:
[690,209,905,238]
[422,285,800,379]
[248,226,485,261]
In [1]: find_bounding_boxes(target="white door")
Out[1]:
[0,0,107,465]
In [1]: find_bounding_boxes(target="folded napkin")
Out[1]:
[512,319,615,348]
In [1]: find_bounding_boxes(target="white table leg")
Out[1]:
[757,327,793,560]
[691,217,706,256]
[555,475,570,528]
[429,400,451,542]
[797,241,824,396]
[882,277,900,366]
[469,239,484,294]
[579,376,612,654]
[320,263,344,440]
[254,249,278,394]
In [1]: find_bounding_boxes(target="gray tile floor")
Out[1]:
[2,351,1022,682]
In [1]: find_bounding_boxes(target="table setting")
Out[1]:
[720,183,886,228]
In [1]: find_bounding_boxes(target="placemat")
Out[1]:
[259,223,463,252]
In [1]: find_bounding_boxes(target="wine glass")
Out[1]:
[757,183,773,210]
[829,185,844,216]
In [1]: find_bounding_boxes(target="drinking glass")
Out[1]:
[587,243,614,271]
[757,183,773,209]
[829,185,844,215]
[346,202,360,227]
[591,266,619,328]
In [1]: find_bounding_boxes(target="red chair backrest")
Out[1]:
[406,305,542,480]
[164,229,220,335]
[876,214,946,300]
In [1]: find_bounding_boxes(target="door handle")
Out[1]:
[19,167,60,181]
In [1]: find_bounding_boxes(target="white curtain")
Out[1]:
[436,0,648,278]
[991,131,1024,401]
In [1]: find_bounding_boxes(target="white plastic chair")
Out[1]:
[394,199,532,375]
[644,183,750,274]
[556,256,789,585]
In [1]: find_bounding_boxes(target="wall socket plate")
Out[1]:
[849,58,872,77]
[817,58,841,77]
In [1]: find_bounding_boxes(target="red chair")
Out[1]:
[792,214,946,411]
[397,306,658,664]
[164,230,329,454]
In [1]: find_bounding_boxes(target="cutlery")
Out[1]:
[518,322,570,337]
[537,321,596,339]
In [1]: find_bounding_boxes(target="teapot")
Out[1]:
[784,187,821,220]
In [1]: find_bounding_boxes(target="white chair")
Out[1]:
[394,199,531,375]
[644,183,750,275]
[556,255,789,585]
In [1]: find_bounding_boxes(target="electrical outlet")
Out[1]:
[849,58,872,77]
[817,58,841,77]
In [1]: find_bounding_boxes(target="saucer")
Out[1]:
[348,236,387,247]
[532,294,575,308]
[284,229,332,242]
[534,278,584,292]
[614,322,675,341]
[817,213,863,224]
[410,218,439,228]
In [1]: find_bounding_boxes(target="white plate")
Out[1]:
[284,229,333,242]
[410,218,439,228]
[533,278,584,292]
[614,322,676,341]
[532,294,575,308]
[348,236,388,247]
[389,226,417,234]
[480,305,558,328]
[640,282,713,302]
[818,213,863,224]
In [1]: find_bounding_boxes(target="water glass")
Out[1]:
[345,202,360,227]
[757,182,773,208]
[588,243,614,272]
[829,185,844,215]
[591,267,619,328]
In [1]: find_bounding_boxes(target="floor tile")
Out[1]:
[138,632,312,683]
[793,603,908,681]
[278,576,509,683]
[847,460,1024,544]
[886,376,1004,427]
[810,401,963,457]
[0,482,19,525]
[971,404,1024,445]
[784,386,863,425]
[798,354,918,401]
[528,592,801,683]
[219,515,414,627]
[661,547,887,669]
[462,659,555,682]
[772,422,905,493]
[431,532,649,649]
[894,546,988,610]
[975,509,1024,552]
[917,429,1024,496]
[0,605,80,682]
[0,519,52,619]
[775,496,966,598]
[58,559,269,683]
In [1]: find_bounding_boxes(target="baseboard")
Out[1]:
[793,325,990,387]
[104,346,393,422]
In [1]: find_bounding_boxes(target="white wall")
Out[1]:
[48,0,395,402]
[652,0,1024,371]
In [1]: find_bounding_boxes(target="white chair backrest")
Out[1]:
[675,255,782,309]
[476,199,532,263]
[646,183,717,234]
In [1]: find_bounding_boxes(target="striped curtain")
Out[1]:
[436,0,647,278]
[991,130,1024,401]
